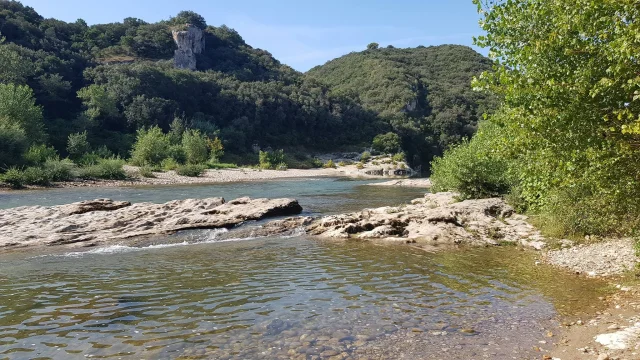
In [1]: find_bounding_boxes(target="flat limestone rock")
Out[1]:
[367,179,432,188]
[0,197,302,249]
[307,192,543,248]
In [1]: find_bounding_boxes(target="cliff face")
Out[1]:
[172,25,205,70]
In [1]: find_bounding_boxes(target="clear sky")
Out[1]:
[20,0,485,72]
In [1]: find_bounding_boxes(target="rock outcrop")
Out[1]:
[172,24,205,70]
[0,197,302,249]
[366,179,431,188]
[306,192,545,249]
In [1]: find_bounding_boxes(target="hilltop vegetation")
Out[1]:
[307,45,496,165]
[0,0,493,180]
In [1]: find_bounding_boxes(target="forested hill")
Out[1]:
[0,0,494,169]
[307,45,497,165]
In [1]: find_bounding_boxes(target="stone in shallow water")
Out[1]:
[0,197,302,249]
[595,322,640,350]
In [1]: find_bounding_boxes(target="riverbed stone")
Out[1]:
[0,197,303,249]
[306,192,544,249]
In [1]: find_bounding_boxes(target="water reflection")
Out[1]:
[0,237,609,359]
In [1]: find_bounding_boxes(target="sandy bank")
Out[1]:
[550,285,640,360]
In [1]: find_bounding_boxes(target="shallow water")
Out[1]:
[0,179,610,359]
[0,178,422,215]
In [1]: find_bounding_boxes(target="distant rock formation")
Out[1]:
[172,24,205,70]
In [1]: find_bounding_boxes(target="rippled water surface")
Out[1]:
[0,178,423,214]
[0,179,609,359]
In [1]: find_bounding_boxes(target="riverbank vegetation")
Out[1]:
[431,0,640,238]
[0,0,493,186]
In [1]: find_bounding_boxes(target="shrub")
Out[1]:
[67,131,90,160]
[77,152,101,166]
[208,162,237,169]
[138,166,156,178]
[0,123,28,168]
[392,152,406,163]
[1,167,26,188]
[176,164,206,177]
[130,127,171,166]
[337,161,346,167]
[161,157,180,171]
[43,158,76,182]
[182,129,209,165]
[93,145,114,159]
[22,166,51,186]
[259,150,285,169]
[276,162,288,171]
[208,137,224,163]
[24,144,58,165]
[356,162,365,169]
[430,139,511,200]
[79,158,127,180]
[324,159,336,168]
[372,132,401,154]
[310,158,324,168]
[360,151,371,162]
[168,145,186,164]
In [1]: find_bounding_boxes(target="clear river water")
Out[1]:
[0,178,609,359]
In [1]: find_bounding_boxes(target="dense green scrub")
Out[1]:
[307,45,497,166]
[0,0,493,176]
[431,0,640,238]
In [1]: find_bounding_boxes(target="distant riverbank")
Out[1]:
[0,162,428,190]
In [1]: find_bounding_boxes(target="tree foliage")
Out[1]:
[434,0,640,236]
[372,132,401,154]
[0,83,44,142]
[0,1,494,174]
[307,45,496,166]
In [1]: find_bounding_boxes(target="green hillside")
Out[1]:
[307,45,497,165]
[0,0,494,174]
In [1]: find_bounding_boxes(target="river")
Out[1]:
[0,178,608,359]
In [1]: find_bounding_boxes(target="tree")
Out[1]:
[130,126,171,166]
[208,137,224,163]
[170,11,207,29]
[366,42,379,50]
[131,24,175,58]
[0,83,44,142]
[372,132,401,154]
[0,122,28,168]
[437,0,640,235]
[0,38,35,84]
[77,84,118,121]
[66,131,90,160]
[181,129,209,164]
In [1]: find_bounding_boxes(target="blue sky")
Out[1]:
[21,0,485,71]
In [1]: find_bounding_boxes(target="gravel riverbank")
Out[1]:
[545,238,639,277]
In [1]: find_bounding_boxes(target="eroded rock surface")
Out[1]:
[172,24,205,70]
[0,197,302,249]
[306,192,544,249]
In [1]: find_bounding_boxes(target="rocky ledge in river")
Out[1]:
[305,192,546,249]
[0,197,302,249]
